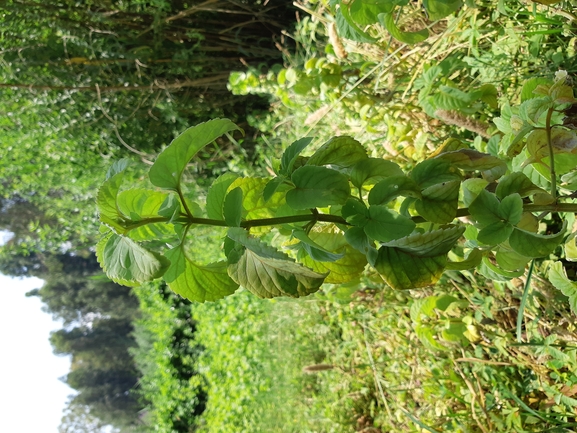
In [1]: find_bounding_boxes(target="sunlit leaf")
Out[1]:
[223,187,243,227]
[423,0,463,20]
[280,137,314,175]
[149,119,241,190]
[307,136,368,168]
[378,13,428,45]
[495,172,548,199]
[206,172,239,219]
[164,245,238,302]
[549,261,577,314]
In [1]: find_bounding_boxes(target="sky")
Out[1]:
[0,273,74,433]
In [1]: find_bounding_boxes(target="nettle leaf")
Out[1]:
[368,175,421,205]
[229,177,286,220]
[364,205,416,242]
[206,172,239,219]
[495,172,548,199]
[423,0,463,20]
[549,261,577,314]
[227,228,327,298]
[410,159,461,189]
[99,233,170,285]
[350,158,404,190]
[149,119,241,190]
[307,136,368,168]
[414,180,460,224]
[164,245,238,302]
[299,228,367,283]
[287,166,351,209]
[378,13,428,45]
[281,137,314,175]
[509,221,567,258]
[223,187,243,227]
[382,225,465,257]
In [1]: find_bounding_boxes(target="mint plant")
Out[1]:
[97,72,577,308]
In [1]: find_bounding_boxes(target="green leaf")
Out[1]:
[299,228,367,283]
[521,78,553,102]
[350,0,396,25]
[423,0,463,21]
[499,193,523,225]
[292,228,345,262]
[342,198,369,226]
[105,158,130,180]
[468,189,502,226]
[446,248,483,270]
[480,257,525,280]
[477,221,513,245]
[519,97,554,125]
[549,261,577,314]
[382,225,465,257]
[415,324,448,351]
[410,159,461,188]
[164,245,238,302]
[375,246,447,290]
[206,172,240,219]
[364,206,416,242]
[281,137,314,175]
[509,222,567,258]
[287,166,351,209]
[378,13,428,45]
[368,175,421,205]
[495,248,530,271]
[435,149,507,180]
[117,189,174,221]
[97,167,127,231]
[495,172,548,199]
[149,119,241,190]
[307,136,368,168]
[335,4,377,43]
[99,233,170,285]
[223,187,243,227]
[414,180,460,223]
[227,228,327,298]
[229,177,286,221]
[350,158,404,190]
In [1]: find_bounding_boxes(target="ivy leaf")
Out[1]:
[414,180,460,223]
[378,13,428,45]
[223,187,243,227]
[364,206,416,242]
[281,137,314,175]
[227,228,327,298]
[495,172,548,199]
[368,175,422,205]
[299,228,367,283]
[164,245,238,302]
[410,159,461,188]
[509,222,567,258]
[350,158,404,190]
[287,166,351,209]
[549,261,577,314]
[307,136,368,168]
[206,172,239,219]
[149,119,241,190]
[98,233,170,285]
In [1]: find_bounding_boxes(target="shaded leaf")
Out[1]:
[549,261,577,314]
[281,137,314,175]
[307,136,368,168]
[378,13,428,44]
[368,175,421,205]
[509,221,567,258]
[223,187,243,227]
[287,166,351,209]
[206,172,239,219]
[350,158,404,190]
[364,205,416,242]
[414,180,460,223]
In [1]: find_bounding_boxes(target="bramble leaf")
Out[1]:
[287,166,351,209]
[149,119,241,190]
[206,172,239,219]
[164,245,238,302]
[307,136,368,168]
[350,158,404,190]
